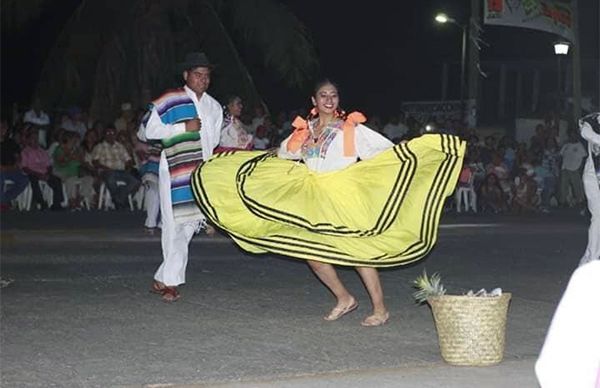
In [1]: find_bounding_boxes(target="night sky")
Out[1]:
[1,0,599,118]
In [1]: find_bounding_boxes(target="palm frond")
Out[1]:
[228,0,319,88]
[1,0,48,30]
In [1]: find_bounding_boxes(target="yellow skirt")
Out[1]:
[192,134,465,267]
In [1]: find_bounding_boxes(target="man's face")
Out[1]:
[105,128,116,144]
[184,67,211,96]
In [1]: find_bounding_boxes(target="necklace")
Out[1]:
[312,121,329,142]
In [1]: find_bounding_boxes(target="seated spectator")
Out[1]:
[486,152,512,201]
[23,99,51,148]
[455,158,477,213]
[248,104,267,135]
[20,131,64,210]
[253,120,272,150]
[135,139,161,233]
[47,128,65,162]
[532,157,555,212]
[530,124,547,153]
[515,142,529,169]
[91,126,139,210]
[467,146,486,190]
[499,136,516,172]
[543,137,561,178]
[117,130,136,165]
[512,168,539,213]
[479,173,508,214]
[62,106,88,140]
[0,120,29,211]
[52,132,95,210]
[90,120,106,142]
[81,130,101,206]
[114,103,135,133]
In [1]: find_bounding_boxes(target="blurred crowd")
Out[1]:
[0,99,589,217]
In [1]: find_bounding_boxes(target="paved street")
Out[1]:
[0,210,589,387]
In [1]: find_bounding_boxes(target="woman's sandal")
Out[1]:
[161,287,180,302]
[360,311,390,327]
[323,301,359,321]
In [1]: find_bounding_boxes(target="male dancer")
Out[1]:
[138,52,222,301]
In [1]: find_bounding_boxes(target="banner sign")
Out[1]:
[401,100,478,128]
[484,0,574,43]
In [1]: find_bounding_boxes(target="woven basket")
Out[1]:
[428,293,511,366]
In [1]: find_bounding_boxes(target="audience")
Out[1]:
[1,102,592,218]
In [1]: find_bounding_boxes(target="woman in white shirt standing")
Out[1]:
[217,96,253,152]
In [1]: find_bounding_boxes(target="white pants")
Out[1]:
[535,260,600,388]
[153,153,202,286]
[580,155,600,266]
[142,174,160,229]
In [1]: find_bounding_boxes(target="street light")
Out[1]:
[554,41,570,55]
[553,41,570,114]
[435,12,467,121]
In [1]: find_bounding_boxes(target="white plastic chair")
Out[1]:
[3,179,29,211]
[455,175,477,213]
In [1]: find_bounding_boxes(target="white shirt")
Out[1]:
[278,121,393,173]
[253,137,270,150]
[560,141,587,171]
[139,86,223,160]
[219,118,253,149]
[249,116,265,135]
[23,109,50,127]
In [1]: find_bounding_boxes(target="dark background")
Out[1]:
[2,0,598,118]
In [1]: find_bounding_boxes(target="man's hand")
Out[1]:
[185,118,202,132]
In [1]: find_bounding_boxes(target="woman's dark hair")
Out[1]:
[222,95,242,124]
[225,95,241,106]
[313,79,340,96]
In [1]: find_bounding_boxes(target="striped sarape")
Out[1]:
[191,134,465,267]
[144,88,204,223]
[152,88,197,124]
[163,132,203,223]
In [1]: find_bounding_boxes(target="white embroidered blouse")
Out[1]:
[278,118,393,173]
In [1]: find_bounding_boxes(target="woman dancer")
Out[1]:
[192,80,465,326]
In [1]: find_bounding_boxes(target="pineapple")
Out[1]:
[413,270,446,304]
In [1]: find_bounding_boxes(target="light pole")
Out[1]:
[435,13,467,121]
[553,41,570,115]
